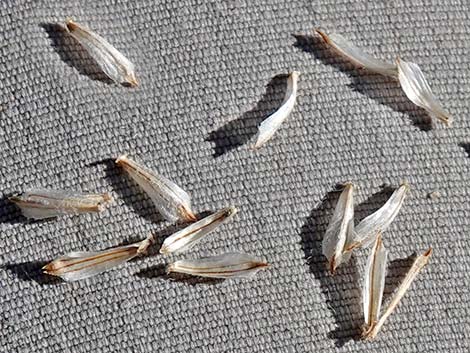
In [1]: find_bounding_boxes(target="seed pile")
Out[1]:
[7,19,443,340]
[11,155,268,281]
[321,182,432,339]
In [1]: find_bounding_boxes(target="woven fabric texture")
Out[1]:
[1,0,469,352]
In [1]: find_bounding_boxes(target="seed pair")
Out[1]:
[362,235,432,340]
[61,19,298,150]
[316,29,451,126]
[322,182,409,273]
[34,155,268,281]
[321,182,431,339]
[161,206,269,280]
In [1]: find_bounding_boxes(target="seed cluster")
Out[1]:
[7,19,443,340]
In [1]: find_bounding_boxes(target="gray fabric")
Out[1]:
[1,0,469,352]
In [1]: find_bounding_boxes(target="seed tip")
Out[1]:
[291,71,301,79]
[181,207,198,222]
[257,261,270,269]
[65,18,78,32]
[115,154,128,165]
[225,206,238,217]
[126,74,139,87]
[400,180,410,190]
[329,258,337,275]
[314,28,329,43]
[8,195,21,204]
[252,137,264,150]
[345,241,361,252]
[441,114,452,126]
[361,323,377,340]
[42,262,54,273]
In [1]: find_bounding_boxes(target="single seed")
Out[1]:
[65,18,138,87]
[10,189,112,219]
[43,234,154,281]
[167,252,269,279]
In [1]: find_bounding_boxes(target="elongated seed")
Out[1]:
[116,155,196,222]
[160,207,237,254]
[10,189,112,219]
[167,252,269,279]
[65,18,138,87]
[43,235,153,281]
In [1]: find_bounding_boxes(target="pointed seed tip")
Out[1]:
[186,211,198,222]
[226,206,238,216]
[127,76,139,87]
[9,195,20,203]
[65,19,78,31]
[115,154,128,164]
[42,262,53,272]
[329,257,336,274]
[314,28,329,43]
[443,116,452,126]
[400,181,410,189]
[259,262,270,269]
[291,71,301,78]
[424,248,433,257]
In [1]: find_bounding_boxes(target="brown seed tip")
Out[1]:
[180,206,197,222]
[360,323,377,340]
[345,241,361,252]
[423,247,433,257]
[314,28,330,44]
[257,261,270,269]
[65,18,78,32]
[126,74,139,88]
[42,261,55,273]
[329,257,336,275]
